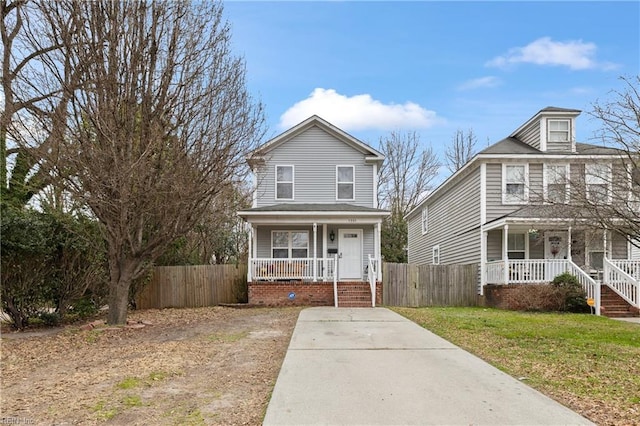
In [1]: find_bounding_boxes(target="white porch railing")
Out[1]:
[368,255,378,307]
[604,258,639,308]
[251,258,336,281]
[485,259,601,315]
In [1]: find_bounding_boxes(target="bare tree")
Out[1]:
[37,1,265,324]
[378,131,440,217]
[377,131,440,262]
[444,128,477,174]
[1,0,74,208]
[571,75,640,244]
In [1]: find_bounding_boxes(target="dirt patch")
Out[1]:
[0,306,303,425]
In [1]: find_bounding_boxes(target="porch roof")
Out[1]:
[483,205,588,231]
[238,203,390,224]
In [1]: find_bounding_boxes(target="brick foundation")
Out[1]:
[483,284,551,310]
[249,281,383,307]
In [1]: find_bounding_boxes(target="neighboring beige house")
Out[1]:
[406,107,639,317]
[238,115,389,307]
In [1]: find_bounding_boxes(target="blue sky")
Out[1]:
[224,1,639,167]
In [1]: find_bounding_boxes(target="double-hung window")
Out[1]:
[421,207,428,235]
[548,119,570,142]
[586,163,611,203]
[545,164,569,203]
[272,231,309,258]
[507,233,526,259]
[503,164,528,204]
[336,166,355,200]
[276,165,294,200]
[432,245,440,265]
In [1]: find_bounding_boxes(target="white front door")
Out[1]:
[544,231,568,280]
[338,229,362,280]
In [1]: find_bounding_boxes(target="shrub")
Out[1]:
[551,273,590,313]
[508,284,564,312]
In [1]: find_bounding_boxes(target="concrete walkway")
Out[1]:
[263,307,594,426]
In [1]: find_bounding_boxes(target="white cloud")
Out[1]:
[486,37,615,70]
[279,88,439,131]
[457,76,501,91]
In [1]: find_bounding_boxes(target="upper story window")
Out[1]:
[276,165,294,200]
[545,164,569,204]
[421,207,428,235]
[336,166,355,200]
[503,164,528,204]
[272,231,309,258]
[548,119,570,142]
[586,163,611,203]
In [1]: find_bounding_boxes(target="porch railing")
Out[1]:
[368,255,378,307]
[251,258,336,281]
[485,258,601,315]
[604,258,639,308]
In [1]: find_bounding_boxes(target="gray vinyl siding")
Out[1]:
[516,121,540,149]
[407,166,481,265]
[611,231,628,259]
[485,162,524,222]
[547,140,573,152]
[486,230,502,261]
[255,126,374,207]
[529,163,543,203]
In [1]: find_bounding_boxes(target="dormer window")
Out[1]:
[548,120,570,142]
[276,165,294,200]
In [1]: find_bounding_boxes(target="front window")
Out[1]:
[545,164,569,203]
[336,166,355,200]
[503,164,528,204]
[272,231,309,258]
[421,207,428,234]
[586,163,611,203]
[548,119,570,142]
[276,165,294,200]
[507,233,526,259]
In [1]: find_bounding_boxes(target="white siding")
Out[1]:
[255,126,375,207]
[407,166,481,265]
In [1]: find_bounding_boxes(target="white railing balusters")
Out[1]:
[333,254,339,307]
[604,258,639,307]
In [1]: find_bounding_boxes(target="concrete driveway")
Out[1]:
[263,307,593,426]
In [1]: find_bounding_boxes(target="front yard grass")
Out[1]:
[392,307,640,425]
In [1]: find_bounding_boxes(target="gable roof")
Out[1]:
[247,115,384,167]
[509,106,581,139]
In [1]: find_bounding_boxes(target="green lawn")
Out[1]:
[392,307,640,425]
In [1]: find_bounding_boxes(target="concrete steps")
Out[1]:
[600,285,639,318]
[337,282,373,308]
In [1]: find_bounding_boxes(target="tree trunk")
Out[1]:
[107,267,134,325]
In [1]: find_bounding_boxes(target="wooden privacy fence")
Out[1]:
[136,264,247,309]
[383,263,479,307]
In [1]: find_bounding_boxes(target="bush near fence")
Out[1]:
[136,264,247,309]
[383,263,479,307]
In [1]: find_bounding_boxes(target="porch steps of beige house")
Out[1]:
[337,282,373,307]
[600,285,640,318]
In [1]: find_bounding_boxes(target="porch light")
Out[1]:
[329,230,335,242]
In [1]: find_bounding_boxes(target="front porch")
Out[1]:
[481,221,640,316]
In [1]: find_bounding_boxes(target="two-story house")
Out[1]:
[238,115,389,307]
[406,107,639,317]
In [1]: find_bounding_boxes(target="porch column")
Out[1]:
[376,221,382,281]
[503,224,509,284]
[567,226,572,262]
[313,223,318,282]
[603,229,608,259]
[480,230,487,294]
[247,225,255,282]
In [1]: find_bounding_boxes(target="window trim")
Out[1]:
[271,230,309,259]
[547,119,570,143]
[275,165,294,201]
[336,165,355,201]
[543,163,570,204]
[502,163,529,205]
[421,207,428,235]
[432,245,440,265]
[585,163,611,204]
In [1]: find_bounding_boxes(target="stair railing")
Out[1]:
[567,261,601,315]
[603,257,639,308]
[333,254,339,308]
[368,255,377,307]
